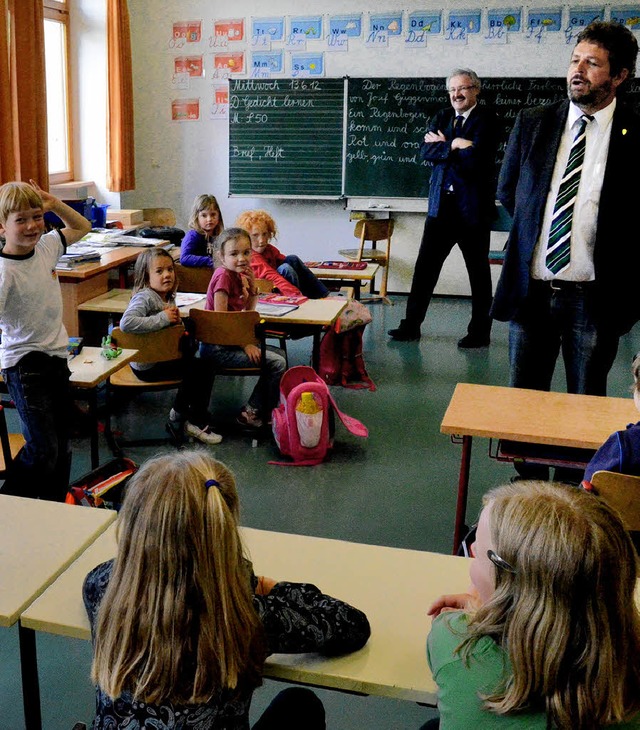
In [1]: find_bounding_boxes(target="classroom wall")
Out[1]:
[76,0,608,295]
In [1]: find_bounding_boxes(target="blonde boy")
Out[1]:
[0,181,91,500]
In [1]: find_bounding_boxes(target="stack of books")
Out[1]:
[57,248,102,269]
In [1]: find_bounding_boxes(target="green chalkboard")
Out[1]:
[343,77,569,198]
[228,78,344,197]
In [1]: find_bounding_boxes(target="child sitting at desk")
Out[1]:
[236,209,329,299]
[120,246,221,445]
[179,193,224,268]
[424,480,640,730]
[0,180,91,501]
[582,352,640,487]
[202,227,287,429]
[83,450,370,730]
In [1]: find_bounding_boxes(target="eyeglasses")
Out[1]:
[487,549,517,573]
[448,85,476,94]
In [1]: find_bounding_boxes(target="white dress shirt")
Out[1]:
[531,97,615,281]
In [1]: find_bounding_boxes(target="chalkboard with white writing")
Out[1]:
[228,78,344,197]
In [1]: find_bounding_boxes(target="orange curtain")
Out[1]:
[107,0,135,191]
[0,0,48,186]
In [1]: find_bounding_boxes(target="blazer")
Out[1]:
[492,98,640,336]
[420,103,500,227]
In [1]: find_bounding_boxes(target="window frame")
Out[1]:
[43,0,74,184]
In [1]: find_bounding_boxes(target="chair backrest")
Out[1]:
[110,325,186,365]
[354,218,394,244]
[142,208,177,227]
[174,262,213,293]
[0,404,24,475]
[189,309,259,348]
[590,470,640,532]
[255,278,275,294]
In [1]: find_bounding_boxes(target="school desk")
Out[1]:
[79,290,347,370]
[69,347,138,469]
[21,523,471,719]
[440,382,640,554]
[0,495,116,730]
[56,247,148,337]
[307,263,380,300]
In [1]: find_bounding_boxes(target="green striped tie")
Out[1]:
[546,115,592,275]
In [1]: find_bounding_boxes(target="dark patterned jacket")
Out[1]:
[83,559,370,729]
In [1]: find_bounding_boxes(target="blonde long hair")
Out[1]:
[462,481,640,728]
[131,247,178,297]
[91,451,265,704]
[188,194,224,237]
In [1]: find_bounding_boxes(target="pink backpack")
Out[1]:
[270,366,368,466]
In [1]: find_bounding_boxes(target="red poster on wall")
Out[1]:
[171,98,200,121]
[214,19,245,41]
[214,52,245,74]
[174,56,204,77]
[173,21,202,43]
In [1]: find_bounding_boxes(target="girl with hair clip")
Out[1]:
[120,247,221,444]
[424,480,640,730]
[180,194,225,268]
[83,450,370,730]
[236,209,329,299]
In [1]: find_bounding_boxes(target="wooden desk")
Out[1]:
[57,247,147,337]
[0,496,116,730]
[307,263,380,301]
[22,524,471,706]
[69,347,137,469]
[441,383,640,553]
[79,291,347,370]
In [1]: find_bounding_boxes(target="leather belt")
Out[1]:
[532,278,595,292]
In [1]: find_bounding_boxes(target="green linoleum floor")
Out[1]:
[2,294,638,729]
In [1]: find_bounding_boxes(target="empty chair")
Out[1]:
[339,218,394,304]
[589,470,640,532]
[106,325,185,451]
[174,262,213,293]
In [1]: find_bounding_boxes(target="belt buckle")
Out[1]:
[550,280,562,291]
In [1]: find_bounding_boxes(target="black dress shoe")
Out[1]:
[388,327,421,341]
[457,334,490,348]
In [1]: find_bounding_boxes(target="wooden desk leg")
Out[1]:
[19,623,42,730]
[354,281,361,300]
[312,330,321,372]
[452,435,472,555]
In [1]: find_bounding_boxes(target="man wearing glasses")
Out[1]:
[389,69,499,348]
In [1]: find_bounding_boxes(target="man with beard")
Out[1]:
[492,20,640,398]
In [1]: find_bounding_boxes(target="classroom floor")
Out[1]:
[2,294,638,730]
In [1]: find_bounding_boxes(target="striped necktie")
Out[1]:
[546,114,593,275]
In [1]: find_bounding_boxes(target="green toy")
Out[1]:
[101,334,123,360]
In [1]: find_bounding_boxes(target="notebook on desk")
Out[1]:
[306,261,368,270]
[256,302,299,317]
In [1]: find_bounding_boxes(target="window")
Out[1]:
[43,0,72,183]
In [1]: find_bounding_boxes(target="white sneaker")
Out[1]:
[184,421,223,445]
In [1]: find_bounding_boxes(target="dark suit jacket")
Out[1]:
[420,103,499,227]
[493,98,640,335]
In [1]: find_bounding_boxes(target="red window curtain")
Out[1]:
[0,0,48,186]
[107,0,135,191]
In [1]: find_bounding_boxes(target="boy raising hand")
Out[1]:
[0,180,91,500]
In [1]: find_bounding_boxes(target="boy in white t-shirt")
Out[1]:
[0,181,91,500]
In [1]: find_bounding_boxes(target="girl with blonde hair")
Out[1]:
[180,193,224,268]
[83,451,370,729]
[425,480,640,729]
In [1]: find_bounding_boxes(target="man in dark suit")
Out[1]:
[493,21,640,396]
[389,69,499,347]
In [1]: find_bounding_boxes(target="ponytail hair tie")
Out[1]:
[205,479,220,490]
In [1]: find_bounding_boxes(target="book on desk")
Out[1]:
[79,231,171,248]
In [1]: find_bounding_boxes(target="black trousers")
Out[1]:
[403,195,492,339]
[252,687,325,729]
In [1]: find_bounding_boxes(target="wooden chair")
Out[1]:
[590,470,640,532]
[0,404,25,478]
[338,218,394,304]
[174,262,213,293]
[188,309,266,431]
[142,207,177,227]
[106,325,186,451]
